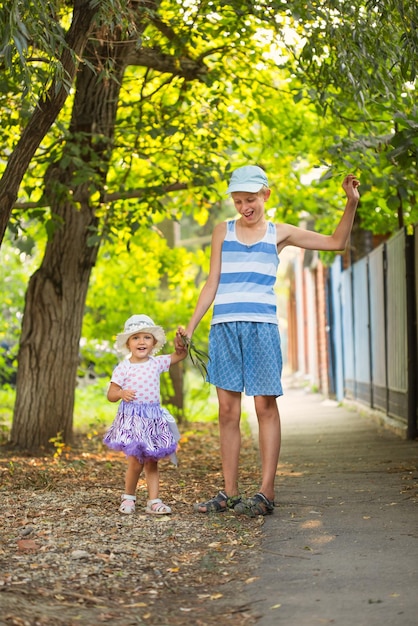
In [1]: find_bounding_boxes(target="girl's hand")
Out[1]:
[120,388,136,402]
[342,174,360,200]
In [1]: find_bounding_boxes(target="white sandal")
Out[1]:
[119,494,136,514]
[145,498,172,515]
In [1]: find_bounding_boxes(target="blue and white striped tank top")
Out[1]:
[211,220,280,325]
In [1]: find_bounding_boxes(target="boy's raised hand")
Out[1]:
[342,174,360,201]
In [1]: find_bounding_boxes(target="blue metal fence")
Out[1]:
[368,245,387,413]
[352,257,371,405]
[329,228,417,439]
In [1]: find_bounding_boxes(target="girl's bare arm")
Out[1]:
[107,382,135,402]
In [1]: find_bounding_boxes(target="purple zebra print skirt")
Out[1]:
[103,401,179,464]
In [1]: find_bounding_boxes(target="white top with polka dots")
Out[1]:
[111,355,171,403]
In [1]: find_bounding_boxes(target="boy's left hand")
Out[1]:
[342,174,360,200]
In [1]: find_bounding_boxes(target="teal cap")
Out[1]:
[226,165,269,194]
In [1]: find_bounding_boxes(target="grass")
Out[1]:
[0,385,14,442]
[73,378,115,432]
[74,370,221,431]
[0,370,252,441]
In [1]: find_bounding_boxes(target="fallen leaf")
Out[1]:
[17,539,38,552]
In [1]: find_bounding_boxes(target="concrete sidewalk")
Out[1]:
[244,382,418,626]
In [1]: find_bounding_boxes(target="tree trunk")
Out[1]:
[11,198,100,449]
[10,23,136,450]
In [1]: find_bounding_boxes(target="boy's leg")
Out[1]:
[217,388,242,497]
[195,388,241,513]
[253,395,281,502]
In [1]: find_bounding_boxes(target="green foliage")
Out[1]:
[282,0,417,232]
[4,0,415,242]
[0,0,139,101]
[0,229,44,384]
[183,369,219,423]
[73,380,115,432]
[0,385,15,442]
[81,226,211,376]
[0,0,68,96]
[316,105,418,233]
[287,0,417,108]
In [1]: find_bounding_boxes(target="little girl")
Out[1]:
[103,314,188,515]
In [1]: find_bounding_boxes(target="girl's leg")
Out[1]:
[253,395,281,502]
[120,456,143,514]
[144,459,159,501]
[125,455,143,495]
[144,460,171,514]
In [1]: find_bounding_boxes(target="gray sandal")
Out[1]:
[234,492,275,517]
[194,491,242,513]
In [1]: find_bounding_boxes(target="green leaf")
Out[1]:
[181,336,209,381]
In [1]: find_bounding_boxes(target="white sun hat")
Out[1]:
[115,315,166,355]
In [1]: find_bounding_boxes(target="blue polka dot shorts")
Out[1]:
[207,321,283,397]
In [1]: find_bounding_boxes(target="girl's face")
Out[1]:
[127,332,157,362]
[231,189,270,224]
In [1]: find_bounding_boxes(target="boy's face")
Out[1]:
[231,189,270,224]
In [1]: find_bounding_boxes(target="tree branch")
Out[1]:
[126,46,207,80]
[13,180,212,211]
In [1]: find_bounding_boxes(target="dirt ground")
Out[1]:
[0,423,264,626]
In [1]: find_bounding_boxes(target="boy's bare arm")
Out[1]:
[184,222,225,337]
[276,174,360,253]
